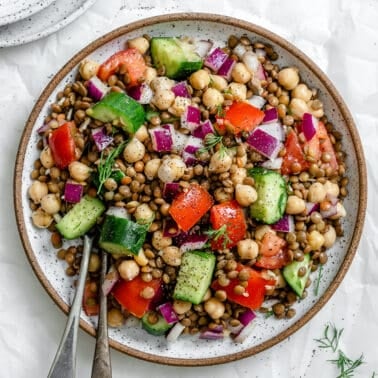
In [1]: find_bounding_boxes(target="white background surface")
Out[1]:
[0,0,377,377]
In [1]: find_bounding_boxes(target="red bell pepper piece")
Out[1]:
[82,281,99,316]
[112,275,162,318]
[281,130,309,175]
[49,122,77,169]
[97,48,146,87]
[254,231,290,269]
[209,200,247,250]
[211,264,275,310]
[169,184,213,232]
[223,102,265,134]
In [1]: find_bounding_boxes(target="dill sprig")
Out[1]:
[97,141,127,194]
[198,133,228,158]
[328,350,364,378]
[314,323,344,352]
[205,224,231,249]
[314,264,324,296]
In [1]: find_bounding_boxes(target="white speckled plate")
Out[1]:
[14,14,366,366]
[0,0,96,47]
[0,0,54,27]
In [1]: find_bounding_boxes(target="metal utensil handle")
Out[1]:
[91,250,112,378]
[48,235,93,378]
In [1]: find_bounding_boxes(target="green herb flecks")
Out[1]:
[315,323,343,352]
[205,224,231,249]
[328,350,364,378]
[264,310,274,318]
[314,264,324,296]
[216,104,225,117]
[97,141,127,194]
[198,133,227,158]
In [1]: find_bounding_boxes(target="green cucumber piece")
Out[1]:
[283,254,311,296]
[173,251,216,305]
[87,92,145,134]
[56,195,105,239]
[99,215,147,256]
[150,37,203,79]
[141,311,172,336]
[248,167,287,224]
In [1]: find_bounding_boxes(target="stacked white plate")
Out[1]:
[0,0,96,47]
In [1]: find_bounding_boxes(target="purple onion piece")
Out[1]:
[149,126,173,152]
[163,218,180,238]
[87,76,110,101]
[182,150,198,166]
[320,203,338,219]
[199,330,225,340]
[181,105,201,131]
[162,182,181,201]
[171,81,191,98]
[194,39,214,58]
[302,112,318,141]
[262,107,278,124]
[204,47,228,72]
[217,57,236,80]
[148,284,164,310]
[64,182,83,203]
[256,63,266,80]
[102,268,120,296]
[183,136,203,154]
[157,302,179,324]
[260,157,283,170]
[259,122,285,141]
[238,309,256,327]
[180,234,208,252]
[305,202,320,215]
[246,128,282,159]
[271,214,294,233]
[92,127,114,151]
[127,83,153,104]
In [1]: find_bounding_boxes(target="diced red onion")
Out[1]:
[157,302,179,324]
[192,120,215,139]
[183,136,204,154]
[102,266,119,296]
[305,202,320,215]
[271,214,294,233]
[162,182,180,201]
[180,234,208,253]
[182,150,198,166]
[242,51,260,74]
[320,203,338,218]
[199,330,224,340]
[92,127,114,151]
[166,322,185,342]
[204,47,228,72]
[106,206,129,219]
[259,122,285,141]
[181,105,201,131]
[238,309,256,326]
[256,63,266,81]
[247,95,266,109]
[247,128,282,159]
[64,182,83,203]
[127,83,153,104]
[149,126,173,152]
[172,81,191,98]
[87,76,110,101]
[37,123,49,135]
[262,108,278,124]
[172,131,189,152]
[260,157,283,170]
[302,113,318,141]
[163,218,180,238]
[233,319,256,343]
[148,284,164,310]
[194,39,214,58]
[233,43,247,59]
[217,57,235,80]
[255,48,267,57]
[327,193,339,206]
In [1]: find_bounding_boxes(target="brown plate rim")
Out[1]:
[13,12,367,366]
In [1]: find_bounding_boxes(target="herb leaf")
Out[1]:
[328,350,364,378]
[314,264,324,296]
[314,323,343,352]
[97,141,127,194]
[205,224,231,249]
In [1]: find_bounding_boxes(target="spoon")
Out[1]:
[48,235,93,378]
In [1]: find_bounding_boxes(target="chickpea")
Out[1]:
[134,204,154,224]
[157,157,186,182]
[68,161,92,182]
[307,182,327,203]
[107,308,124,327]
[134,125,149,143]
[40,194,61,215]
[123,138,145,163]
[231,167,247,185]
[231,62,251,84]
[79,59,99,80]
[204,298,225,320]
[209,150,232,173]
[323,225,337,248]
[202,88,224,108]
[170,96,191,116]
[291,83,312,102]
[153,89,175,110]
[286,195,306,214]
[209,75,228,91]
[150,77,175,92]
[161,246,182,266]
[235,184,258,207]
[134,249,149,266]
[330,202,347,219]
[152,230,172,250]
[28,181,48,204]
[308,100,324,118]
[307,230,325,251]
[277,67,300,90]
[88,253,101,272]
[289,98,309,120]
[323,180,340,197]
[237,239,259,259]
[32,208,53,228]
[144,67,157,84]
[227,82,247,101]
[40,147,55,169]
[118,260,140,281]
[173,299,192,314]
[254,225,272,241]
[144,158,161,180]
[189,69,210,90]
[127,36,149,54]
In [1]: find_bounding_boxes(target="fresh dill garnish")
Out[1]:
[314,264,324,296]
[314,323,344,352]
[97,141,127,194]
[205,224,231,249]
[198,133,228,158]
[265,310,274,318]
[216,104,225,117]
[328,350,364,378]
